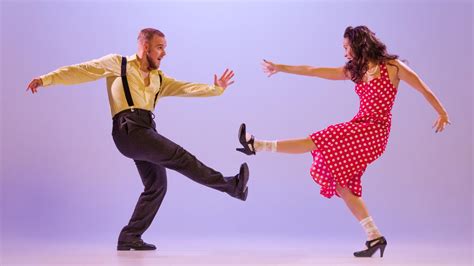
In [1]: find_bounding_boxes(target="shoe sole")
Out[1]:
[238,123,246,146]
[238,163,249,201]
[240,163,249,190]
[117,246,157,251]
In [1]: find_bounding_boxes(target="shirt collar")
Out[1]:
[127,54,161,75]
[127,54,139,62]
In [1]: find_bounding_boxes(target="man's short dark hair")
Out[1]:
[138,28,165,43]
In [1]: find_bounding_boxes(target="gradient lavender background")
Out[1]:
[1,0,472,248]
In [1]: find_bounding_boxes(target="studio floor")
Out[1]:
[1,237,472,266]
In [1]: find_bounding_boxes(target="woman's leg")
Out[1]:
[274,137,317,154]
[336,184,382,240]
[336,184,370,220]
[239,124,316,154]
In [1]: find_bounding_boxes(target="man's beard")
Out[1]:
[146,52,159,70]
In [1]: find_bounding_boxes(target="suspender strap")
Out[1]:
[153,73,163,108]
[121,56,134,107]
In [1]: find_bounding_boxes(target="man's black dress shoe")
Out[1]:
[236,163,249,201]
[117,239,157,251]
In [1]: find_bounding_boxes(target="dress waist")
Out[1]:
[351,112,392,127]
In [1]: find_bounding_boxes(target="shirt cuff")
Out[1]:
[214,85,225,95]
[40,74,52,86]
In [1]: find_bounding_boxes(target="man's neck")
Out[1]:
[136,52,150,72]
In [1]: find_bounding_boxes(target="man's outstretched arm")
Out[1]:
[159,68,235,97]
[26,54,121,94]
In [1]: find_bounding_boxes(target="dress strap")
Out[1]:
[379,62,390,81]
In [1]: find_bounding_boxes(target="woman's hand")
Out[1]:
[261,59,279,77]
[433,114,451,133]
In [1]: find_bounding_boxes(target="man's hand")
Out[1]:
[214,69,234,90]
[27,78,43,94]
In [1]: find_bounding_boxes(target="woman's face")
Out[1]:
[343,38,354,61]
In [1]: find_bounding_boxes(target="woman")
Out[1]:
[237,26,450,257]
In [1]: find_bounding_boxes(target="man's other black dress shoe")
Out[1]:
[237,162,249,201]
[117,239,157,251]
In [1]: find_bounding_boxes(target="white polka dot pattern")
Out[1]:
[309,63,397,199]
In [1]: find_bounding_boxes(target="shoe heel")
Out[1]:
[237,123,256,155]
[380,244,386,257]
[117,246,131,251]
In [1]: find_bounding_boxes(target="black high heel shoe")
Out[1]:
[236,123,256,155]
[353,236,387,258]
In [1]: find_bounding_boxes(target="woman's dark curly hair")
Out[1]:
[343,26,399,83]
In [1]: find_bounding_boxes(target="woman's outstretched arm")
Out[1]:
[394,59,450,132]
[262,59,348,80]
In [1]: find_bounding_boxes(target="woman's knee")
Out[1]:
[336,184,351,199]
[305,137,317,150]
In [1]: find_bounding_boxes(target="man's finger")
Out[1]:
[220,69,229,80]
[224,70,233,79]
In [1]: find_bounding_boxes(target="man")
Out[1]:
[26,28,249,251]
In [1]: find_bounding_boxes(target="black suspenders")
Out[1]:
[153,74,163,108]
[121,57,134,108]
[120,56,163,111]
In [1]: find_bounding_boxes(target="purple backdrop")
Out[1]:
[1,0,472,248]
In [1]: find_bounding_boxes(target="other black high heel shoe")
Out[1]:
[236,123,256,155]
[353,236,387,258]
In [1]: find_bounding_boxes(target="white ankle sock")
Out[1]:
[257,140,277,152]
[246,133,277,152]
[360,216,382,240]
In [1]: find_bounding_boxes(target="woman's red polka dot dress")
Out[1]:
[309,63,397,198]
